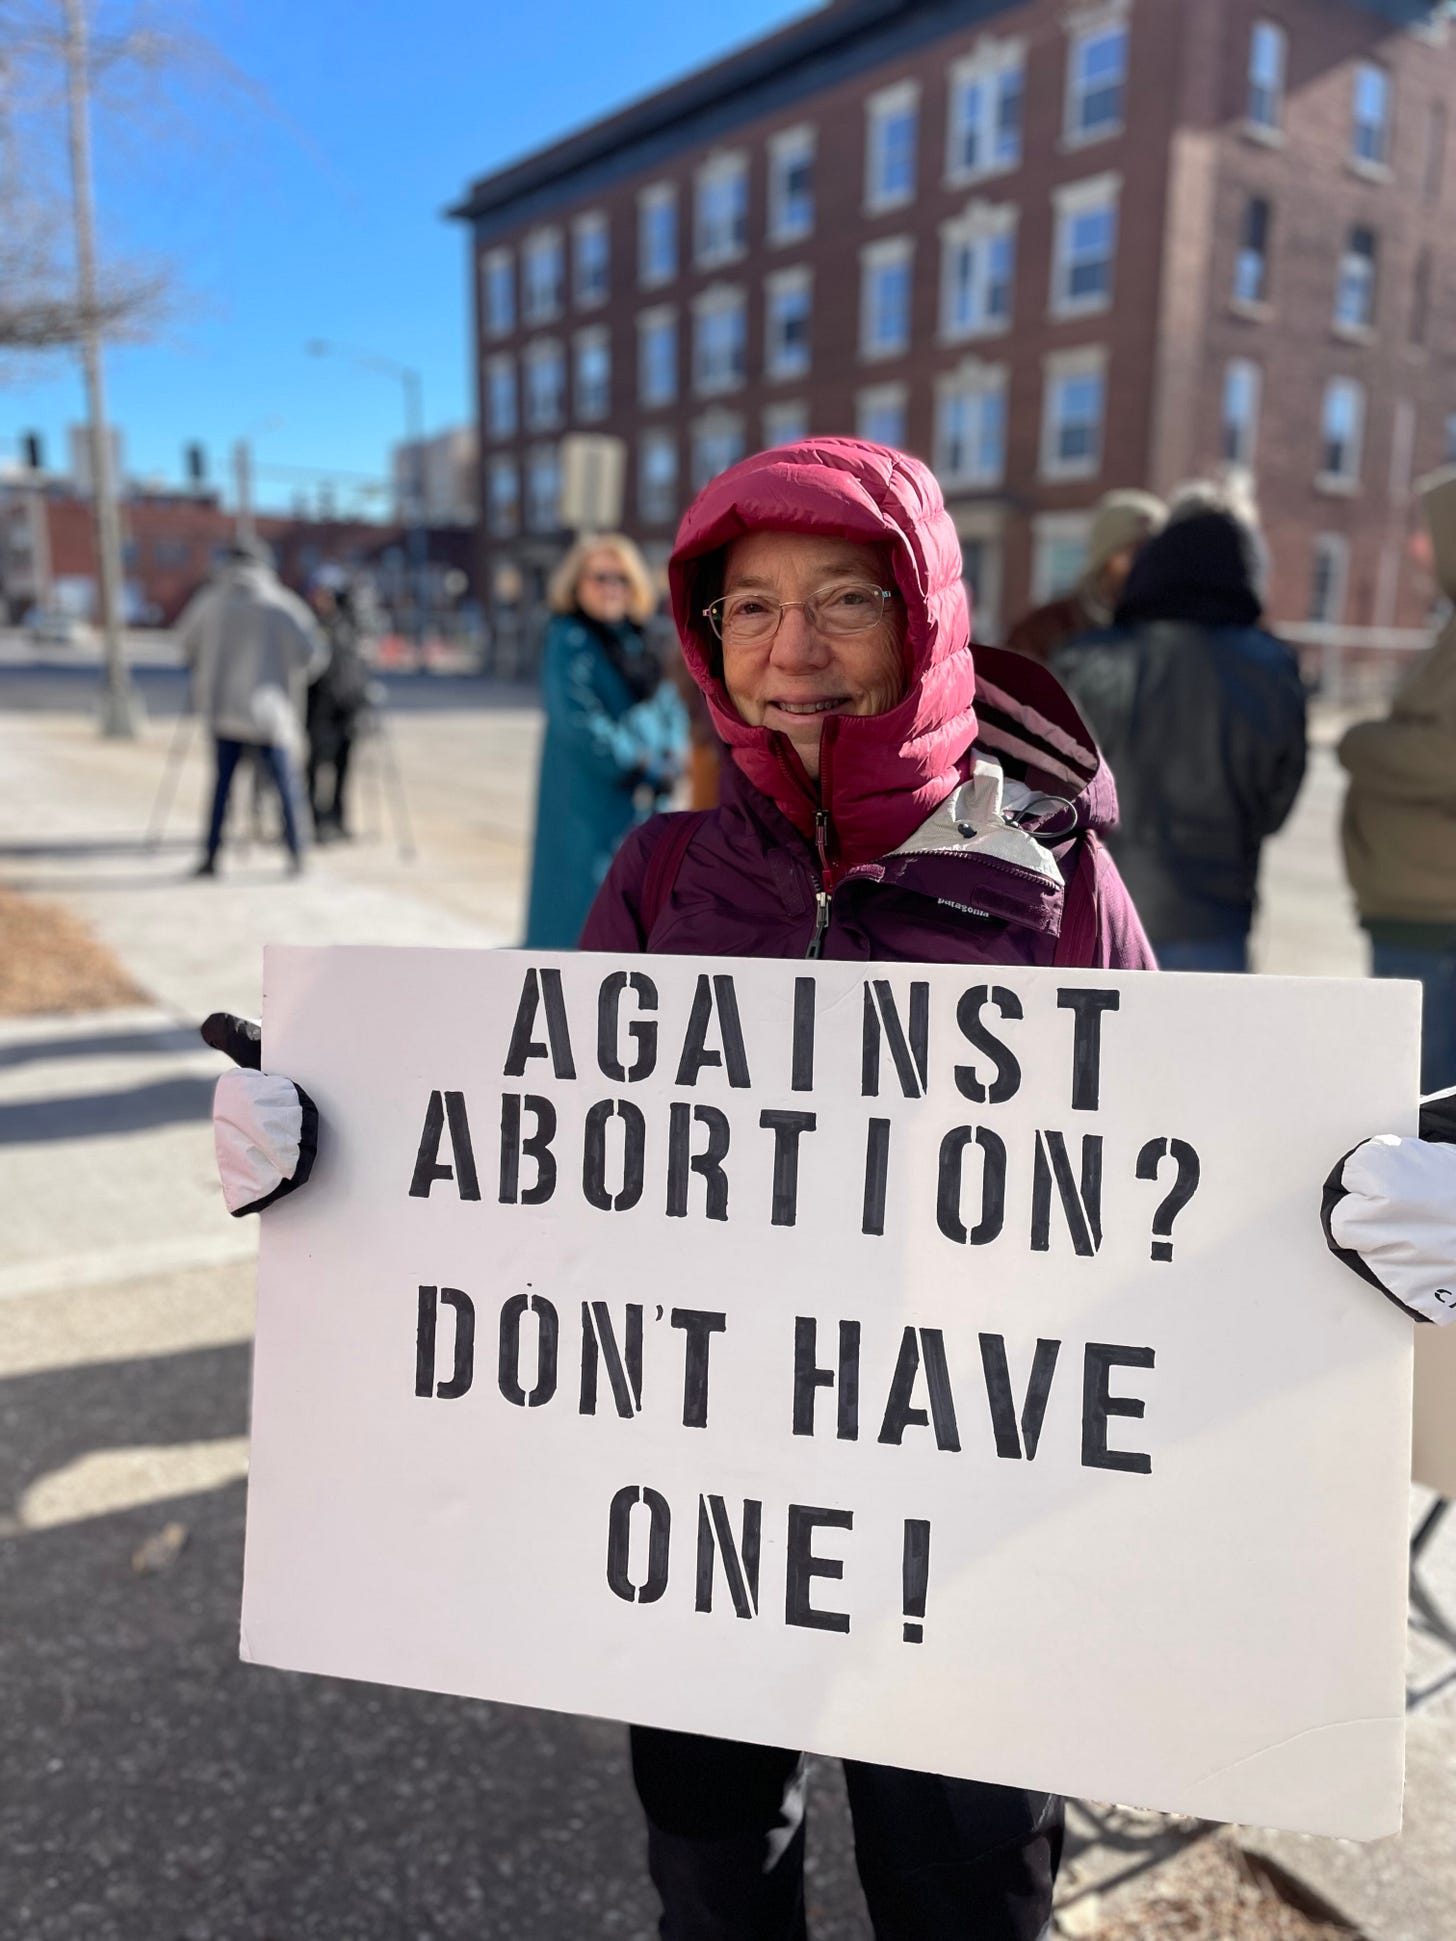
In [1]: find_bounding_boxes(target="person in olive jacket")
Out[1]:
[1050,485,1307,971]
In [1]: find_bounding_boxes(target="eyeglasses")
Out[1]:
[703,581,896,646]
[582,570,631,589]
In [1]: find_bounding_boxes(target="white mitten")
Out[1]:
[202,1011,318,1217]
[1322,1089,1456,1324]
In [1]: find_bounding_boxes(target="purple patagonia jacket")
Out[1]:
[579,438,1153,972]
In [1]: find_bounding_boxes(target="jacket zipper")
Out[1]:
[806,808,833,958]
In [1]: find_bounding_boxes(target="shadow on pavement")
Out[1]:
[0,1026,202,1073]
[0,1075,214,1144]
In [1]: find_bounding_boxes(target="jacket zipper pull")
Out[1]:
[807,808,833,958]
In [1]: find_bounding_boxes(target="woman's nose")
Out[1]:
[771,604,833,670]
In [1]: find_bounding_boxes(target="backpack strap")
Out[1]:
[1052,831,1102,968]
[639,810,708,944]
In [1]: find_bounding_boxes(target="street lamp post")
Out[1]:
[307,341,428,657]
[63,0,142,737]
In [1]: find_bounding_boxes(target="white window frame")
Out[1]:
[573,211,610,309]
[1351,61,1392,173]
[939,200,1017,342]
[944,36,1025,186]
[859,235,915,361]
[487,455,519,537]
[934,359,1008,490]
[1041,345,1108,482]
[765,266,813,382]
[482,248,515,339]
[1308,533,1349,624]
[1050,172,1120,319]
[768,124,816,246]
[638,183,678,288]
[523,338,565,432]
[485,353,516,442]
[954,504,1005,641]
[525,441,561,533]
[690,410,746,493]
[856,382,909,448]
[573,326,611,424]
[1063,5,1129,148]
[864,79,920,214]
[1221,358,1261,468]
[636,305,678,409]
[762,400,810,448]
[692,284,747,396]
[1318,377,1365,489]
[521,228,564,325]
[1245,20,1287,137]
[1031,511,1094,603]
[695,152,749,269]
[638,429,679,525]
[1233,193,1272,308]
[1333,225,1378,336]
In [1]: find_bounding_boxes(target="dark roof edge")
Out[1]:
[446,0,909,223]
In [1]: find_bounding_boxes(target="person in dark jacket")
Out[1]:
[522,534,687,948]
[1050,490,1307,971]
[305,581,373,841]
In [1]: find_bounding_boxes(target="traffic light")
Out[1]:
[185,443,207,486]
[22,433,44,471]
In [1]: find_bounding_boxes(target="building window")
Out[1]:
[1246,20,1287,133]
[483,250,514,338]
[1424,101,1447,201]
[524,340,565,431]
[946,39,1024,184]
[691,412,745,492]
[522,230,564,325]
[768,126,815,245]
[762,401,810,448]
[1333,226,1378,333]
[1351,62,1391,169]
[1032,513,1092,602]
[1319,377,1365,485]
[486,355,516,441]
[639,431,678,524]
[935,363,1007,489]
[487,456,519,537]
[574,329,610,422]
[857,383,908,448]
[1065,18,1128,145]
[574,213,609,308]
[1221,359,1261,467]
[1042,349,1107,480]
[693,287,747,395]
[525,444,560,532]
[940,203,1016,340]
[1050,174,1119,317]
[695,154,749,268]
[765,268,812,381]
[865,81,919,212]
[639,184,678,287]
[1234,195,1271,306]
[637,307,678,408]
[860,237,915,359]
[1307,534,1348,623]
[958,523,1003,640]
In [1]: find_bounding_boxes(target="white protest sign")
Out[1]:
[242,947,1418,1840]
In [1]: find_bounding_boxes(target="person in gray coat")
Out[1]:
[176,541,327,877]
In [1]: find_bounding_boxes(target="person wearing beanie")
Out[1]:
[1050,484,1307,970]
[1005,488,1166,662]
[1339,466,1456,1091]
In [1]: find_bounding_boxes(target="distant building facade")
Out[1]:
[391,426,480,526]
[452,0,1456,638]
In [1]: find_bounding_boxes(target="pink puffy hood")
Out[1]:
[669,438,977,875]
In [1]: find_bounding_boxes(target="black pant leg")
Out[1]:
[842,1762,1061,1941]
[629,1726,809,1941]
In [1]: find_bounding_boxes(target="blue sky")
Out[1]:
[4,0,815,512]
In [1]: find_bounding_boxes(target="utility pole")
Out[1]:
[233,439,255,543]
[63,0,142,736]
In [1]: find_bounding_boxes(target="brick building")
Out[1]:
[451,0,1456,639]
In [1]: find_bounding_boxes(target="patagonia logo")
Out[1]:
[937,898,992,921]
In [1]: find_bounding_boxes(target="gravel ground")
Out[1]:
[0,885,146,1015]
[1085,1830,1360,1940]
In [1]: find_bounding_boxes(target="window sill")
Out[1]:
[1239,120,1285,149]
[1227,295,1274,324]
[1331,319,1376,346]
[859,342,911,365]
[693,378,746,399]
[640,395,678,413]
[944,156,1020,192]
[939,476,1006,496]
[1059,121,1123,154]
[1315,473,1360,497]
[864,190,915,218]
[1041,460,1101,484]
[1048,295,1112,323]
[766,364,812,386]
[695,248,747,273]
[768,224,815,250]
[941,321,1012,348]
[638,271,677,292]
[1346,156,1393,186]
[574,295,608,313]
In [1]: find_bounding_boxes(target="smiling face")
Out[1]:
[717,531,906,780]
[576,546,634,625]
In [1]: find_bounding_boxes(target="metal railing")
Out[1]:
[1280,622,1432,711]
